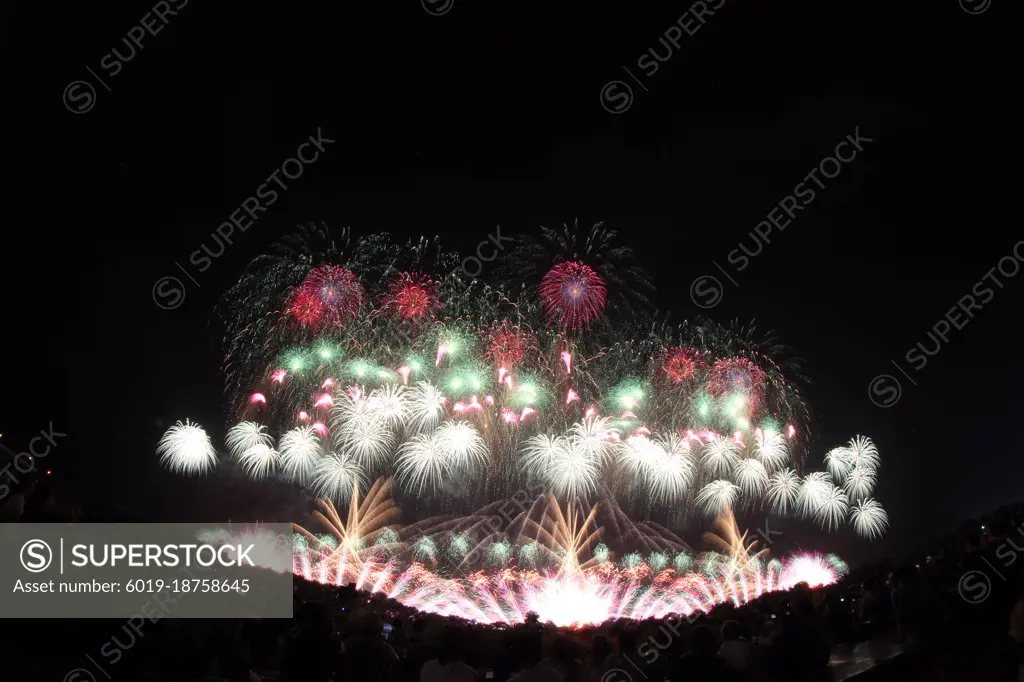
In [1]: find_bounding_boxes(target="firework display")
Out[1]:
[161,223,888,626]
[282,485,847,627]
[158,420,218,476]
[538,261,607,330]
[287,265,366,329]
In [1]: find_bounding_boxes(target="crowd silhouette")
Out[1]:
[2,472,1022,681]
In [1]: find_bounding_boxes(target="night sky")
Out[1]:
[9,0,1023,566]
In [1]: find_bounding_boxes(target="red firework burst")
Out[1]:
[386,272,439,321]
[660,347,703,384]
[287,265,365,329]
[538,261,607,330]
[707,357,767,410]
[485,321,533,370]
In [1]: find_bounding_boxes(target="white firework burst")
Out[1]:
[367,384,408,428]
[569,416,617,463]
[732,458,769,497]
[847,435,880,473]
[337,412,394,469]
[157,420,218,476]
[754,429,789,470]
[767,468,801,515]
[312,451,367,503]
[226,422,273,459]
[814,483,849,532]
[329,387,371,427]
[279,425,322,485]
[652,433,693,462]
[695,479,740,516]
[396,433,450,495]
[520,434,568,479]
[616,435,661,484]
[407,381,446,433]
[850,498,889,540]
[702,437,740,477]
[237,443,279,479]
[435,421,488,474]
[844,467,876,501]
[648,438,696,504]
[546,440,600,500]
[824,446,853,480]
[797,471,832,518]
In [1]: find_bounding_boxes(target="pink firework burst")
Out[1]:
[707,357,767,412]
[485,321,534,370]
[288,265,365,329]
[660,347,703,384]
[538,261,607,330]
[386,272,439,321]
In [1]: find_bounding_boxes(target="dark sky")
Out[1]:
[7,0,1023,566]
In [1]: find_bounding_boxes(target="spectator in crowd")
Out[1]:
[508,631,563,681]
[670,625,732,682]
[765,586,829,680]
[343,612,400,681]
[857,577,887,637]
[548,635,582,682]
[404,618,439,682]
[420,626,480,682]
[719,620,755,679]
[891,564,946,648]
[281,602,341,682]
[603,628,638,680]
[582,635,612,682]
